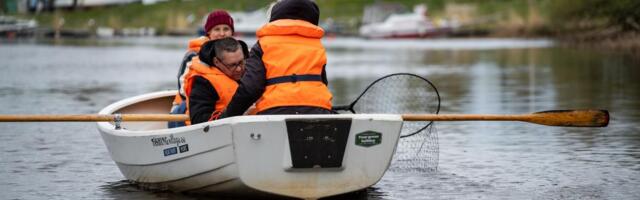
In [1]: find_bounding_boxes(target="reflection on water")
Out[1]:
[1,37,639,199]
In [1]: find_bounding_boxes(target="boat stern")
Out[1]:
[230,114,403,199]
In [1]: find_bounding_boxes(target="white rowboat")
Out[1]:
[0,74,605,199]
[97,90,403,199]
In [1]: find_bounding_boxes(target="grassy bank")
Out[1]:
[548,0,640,51]
[20,0,273,34]
[9,0,640,49]
[14,0,553,35]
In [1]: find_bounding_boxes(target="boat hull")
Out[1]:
[97,91,403,199]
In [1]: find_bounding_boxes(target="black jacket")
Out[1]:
[219,42,330,118]
[188,76,220,124]
[188,39,249,124]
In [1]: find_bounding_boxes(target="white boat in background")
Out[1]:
[359,4,453,39]
[97,91,403,199]
[230,8,269,37]
[0,16,37,34]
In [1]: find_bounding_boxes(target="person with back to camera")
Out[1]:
[218,0,333,119]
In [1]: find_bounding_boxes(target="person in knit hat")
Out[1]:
[203,10,235,40]
[219,0,334,118]
[168,9,237,128]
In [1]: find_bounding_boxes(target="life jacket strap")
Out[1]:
[265,74,322,86]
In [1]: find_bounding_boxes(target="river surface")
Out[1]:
[1,37,639,199]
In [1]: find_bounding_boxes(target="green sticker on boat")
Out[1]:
[355,131,381,147]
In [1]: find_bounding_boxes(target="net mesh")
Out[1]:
[390,124,439,172]
[350,74,440,171]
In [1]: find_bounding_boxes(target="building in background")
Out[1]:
[15,0,162,13]
[2,0,29,13]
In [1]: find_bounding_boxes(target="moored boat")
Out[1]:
[97,90,403,199]
[359,4,453,39]
[230,7,269,37]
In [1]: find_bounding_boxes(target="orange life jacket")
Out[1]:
[187,36,208,53]
[183,57,238,125]
[254,19,333,112]
[172,36,210,106]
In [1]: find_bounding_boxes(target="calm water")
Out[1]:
[1,37,639,199]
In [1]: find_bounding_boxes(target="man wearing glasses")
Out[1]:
[180,37,249,126]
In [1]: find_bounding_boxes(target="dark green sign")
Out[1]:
[355,131,382,147]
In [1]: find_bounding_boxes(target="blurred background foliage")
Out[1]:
[549,0,640,32]
[3,0,639,48]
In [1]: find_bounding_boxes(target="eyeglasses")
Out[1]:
[215,57,244,70]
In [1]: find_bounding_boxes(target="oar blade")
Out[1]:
[530,110,609,127]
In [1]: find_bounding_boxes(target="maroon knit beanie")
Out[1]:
[204,10,234,34]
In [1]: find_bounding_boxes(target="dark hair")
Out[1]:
[269,0,320,25]
[238,40,249,59]
[199,37,249,66]
[213,37,240,59]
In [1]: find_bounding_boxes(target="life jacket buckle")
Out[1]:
[291,73,297,83]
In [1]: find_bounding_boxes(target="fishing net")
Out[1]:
[338,73,440,171]
[390,123,439,172]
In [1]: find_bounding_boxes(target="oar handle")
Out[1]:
[402,110,609,127]
[0,114,189,122]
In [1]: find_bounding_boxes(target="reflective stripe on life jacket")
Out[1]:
[255,19,332,112]
[183,57,238,125]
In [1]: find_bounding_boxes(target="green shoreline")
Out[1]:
[5,0,639,50]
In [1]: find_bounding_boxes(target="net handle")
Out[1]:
[332,73,441,116]
[331,73,441,138]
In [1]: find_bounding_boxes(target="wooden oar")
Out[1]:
[403,110,609,127]
[0,114,189,122]
[0,110,608,127]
